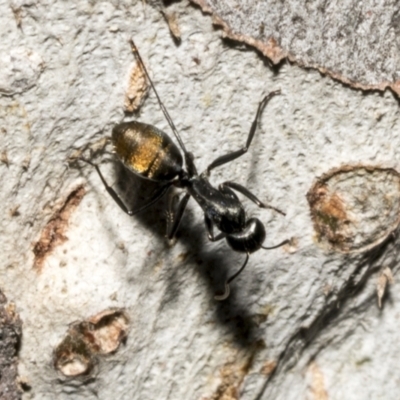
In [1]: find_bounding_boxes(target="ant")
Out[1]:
[81,40,289,300]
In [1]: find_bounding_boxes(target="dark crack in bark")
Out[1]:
[0,290,23,400]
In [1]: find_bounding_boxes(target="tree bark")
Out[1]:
[1,1,399,399]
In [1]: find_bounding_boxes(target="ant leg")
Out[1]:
[167,192,191,240]
[220,181,285,216]
[81,158,170,216]
[166,193,179,238]
[261,239,290,250]
[206,90,280,175]
[204,216,226,242]
[214,253,250,301]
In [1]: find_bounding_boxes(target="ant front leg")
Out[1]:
[219,182,290,250]
[166,192,191,240]
[204,216,225,242]
[215,253,250,301]
[206,90,281,176]
[219,181,285,216]
[81,158,171,216]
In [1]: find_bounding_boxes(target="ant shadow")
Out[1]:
[113,162,261,348]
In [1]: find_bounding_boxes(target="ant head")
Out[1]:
[225,218,266,254]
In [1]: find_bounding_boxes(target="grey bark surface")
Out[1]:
[192,0,400,94]
[1,1,400,399]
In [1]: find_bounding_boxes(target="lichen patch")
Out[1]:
[32,185,85,271]
[307,166,400,253]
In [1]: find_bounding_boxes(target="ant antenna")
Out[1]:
[215,253,250,301]
[263,205,286,216]
[129,40,189,157]
[261,239,290,250]
[215,238,289,300]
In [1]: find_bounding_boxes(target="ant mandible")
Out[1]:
[82,40,289,300]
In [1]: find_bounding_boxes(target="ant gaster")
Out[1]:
[82,40,289,300]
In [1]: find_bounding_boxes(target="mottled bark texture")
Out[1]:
[192,0,400,94]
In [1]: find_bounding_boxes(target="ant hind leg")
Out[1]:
[80,158,171,216]
[166,192,191,240]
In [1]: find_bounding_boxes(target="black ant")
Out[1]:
[81,40,289,300]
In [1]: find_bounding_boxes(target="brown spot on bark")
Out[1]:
[307,362,329,400]
[33,185,85,271]
[9,205,20,218]
[377,267,394,308]
[206,342,262,400]
[87,309,129,355]
[259,360,276,375]
[124,59,149,113]
[0,151,9,166]
[307,183,350,248]
[11,6,23,30]
[54,309,129,378]
[307,165,400,253]
[210,363,247,400]
[53,329,94,377]
[161,11,182,44]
